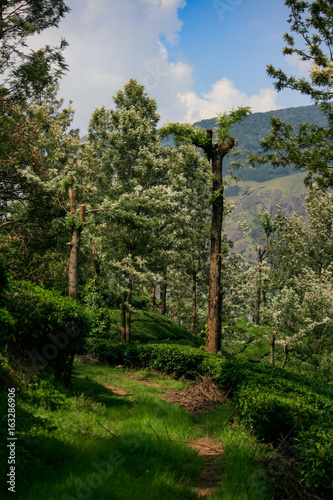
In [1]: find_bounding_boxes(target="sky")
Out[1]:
[28,0,314,134]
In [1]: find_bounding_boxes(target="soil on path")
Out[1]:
[104,373,227,497]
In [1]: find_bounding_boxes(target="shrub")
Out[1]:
[86,307,121,341]
[217,360,333,498]
[84,340,224,378]
[1,280,90,386]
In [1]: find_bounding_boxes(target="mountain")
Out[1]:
[224,172,308,261]
[193,104,328,183]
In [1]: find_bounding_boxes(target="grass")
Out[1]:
[97,308,204,347]
[3,360,271,499]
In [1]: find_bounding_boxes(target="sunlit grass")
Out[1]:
[10,361,270,499]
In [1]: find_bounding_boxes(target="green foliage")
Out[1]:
[159,122,209,149]
[84,340,223,379]
[214,106,251,143]
[1,280,90,385]
[254,0,333,188]
[86,308,204,347]
[0,257,8,304]
[217,360,333,498]
[1,0,70,103]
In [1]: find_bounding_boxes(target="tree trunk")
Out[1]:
[255,284,261,325]
[191,270,197,334]
[262,289,266,306]
[126,277,133,344]
[89,238,100,277]
[68,177,85,300]
[161,281,167,315]
[266,331,276,366]
[281,340,292,368]
[205,131,235,354]
[151,285,156,312]
[120,298,126,341]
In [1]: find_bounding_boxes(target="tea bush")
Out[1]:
[84,339,224,378]
[1,280,90,385]
[217,360,333,498]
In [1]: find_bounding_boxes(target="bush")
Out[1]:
[84,340,224,378]
[86,307,121,341]
[1,280,90,386]
[217,360,333,498]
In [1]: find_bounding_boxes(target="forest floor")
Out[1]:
[2,359,272,499]
[113,372,227,497]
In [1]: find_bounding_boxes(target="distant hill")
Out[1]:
[196,105,328,183]
[224,172,308,261]
[162,104,327,183]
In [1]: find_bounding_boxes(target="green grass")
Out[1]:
[97,308,204,347]
[2,360,271,499]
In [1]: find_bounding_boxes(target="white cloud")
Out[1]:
[25,0,188,132]
[285,53,312,77]
[178,78,281,123]
[23,0,280,132]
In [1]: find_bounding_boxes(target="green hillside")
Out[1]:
[171,104,327,183]
[224,172,308,260]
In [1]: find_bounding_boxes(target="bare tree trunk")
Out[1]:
[126,276,133,344]
[68,176,85,300]
[281,340,292,368]
[205,130,235,354]
[151,285,156,312]
[191,270,197,334]
[120,298,126,341]
[161,281,167,315]
[266,331,276,366]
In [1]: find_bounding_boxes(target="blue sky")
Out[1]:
[29,0,313,133]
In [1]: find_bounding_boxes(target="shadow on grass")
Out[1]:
[72,373,134,410]
[24,432,200,500]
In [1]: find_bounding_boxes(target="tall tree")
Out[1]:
[82,80,176,340]
[0,0,69,87]
[160,107,250,353]
[165,143,211,333]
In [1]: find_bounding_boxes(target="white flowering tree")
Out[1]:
[81,80,182,342]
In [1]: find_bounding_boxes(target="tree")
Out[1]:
[82,80,176,341]
[163,143,211,333]
[254,209,277,325]
[160,107,250,353]
[251,0,333,188]
[0,0,70,91]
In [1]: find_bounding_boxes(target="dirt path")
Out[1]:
[104,384,133,396]
[190,437,224,497]
[104,374,226,497]
[164,377,226,497]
